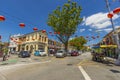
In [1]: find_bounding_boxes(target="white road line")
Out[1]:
[78,66,92,80]
[0,60,51,71]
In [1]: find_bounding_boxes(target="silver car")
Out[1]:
[55,50,66,58]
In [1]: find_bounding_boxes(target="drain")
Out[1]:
[34,58,39,60]
[110,69,120,73]
[67,64,73,66]
[21,61,26,62]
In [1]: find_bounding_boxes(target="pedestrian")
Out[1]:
[2,48,8,61]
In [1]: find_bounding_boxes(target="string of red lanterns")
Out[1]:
[107,7,120,18]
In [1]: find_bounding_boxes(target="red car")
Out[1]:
[71,51,79,56]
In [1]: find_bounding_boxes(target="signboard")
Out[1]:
[100,45,117,48]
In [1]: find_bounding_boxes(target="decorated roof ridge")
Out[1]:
[18,30,48,38]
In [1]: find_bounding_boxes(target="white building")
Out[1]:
[9,34,23,53]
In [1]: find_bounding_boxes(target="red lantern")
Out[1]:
[49,31,52,34]
[97,36,99,38]
[86,36,89,38]
[33,27,38,31]
[92,36,95,39]
[19,23,25,28]
[113,7,120,14]
[54,32,56,34]
[107,13,113,18]
[0,15,5,21]
[57,32,60,34]
[42,30,46,33]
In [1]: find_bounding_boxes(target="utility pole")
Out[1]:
[105,0,120,65]
[105,0,115,31]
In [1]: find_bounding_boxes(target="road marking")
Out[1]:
[0,60,51,71]
[78,66,92,80]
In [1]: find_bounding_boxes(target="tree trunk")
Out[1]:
[64,42,68,52]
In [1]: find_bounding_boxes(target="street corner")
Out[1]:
[0,59,18,66]
[77,59,99,67]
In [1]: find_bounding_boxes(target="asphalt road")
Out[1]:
[0,52,120,80]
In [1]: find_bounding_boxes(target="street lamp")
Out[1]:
[105,0,120,65]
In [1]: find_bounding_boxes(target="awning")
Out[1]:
[92,46,100,48]
[100,45,117,48]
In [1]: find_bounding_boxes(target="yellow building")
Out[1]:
[15,30,48,54]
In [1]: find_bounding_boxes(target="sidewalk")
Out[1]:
[0,55,18,66]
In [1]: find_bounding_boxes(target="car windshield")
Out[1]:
[57,51,63,53]
[39,50,44,52]
[23,51,28,53]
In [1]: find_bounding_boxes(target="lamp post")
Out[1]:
[105,0,120,65]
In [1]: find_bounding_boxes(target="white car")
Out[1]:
[34,50,47,56]
[55,50,67,58]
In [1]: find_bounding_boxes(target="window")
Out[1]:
[39,35,41,41]
[45,37,46,42]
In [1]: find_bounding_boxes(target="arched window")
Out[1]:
[26,45,29,50]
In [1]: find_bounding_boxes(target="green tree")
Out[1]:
[69,36,87,50]
[47,0,83,51]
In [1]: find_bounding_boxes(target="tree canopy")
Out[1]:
[69,36,87,50]
[47,0,83,51]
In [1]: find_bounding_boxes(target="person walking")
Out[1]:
[2,48,8,61]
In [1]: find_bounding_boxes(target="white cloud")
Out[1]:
[115,26,120,29]
[80,29,85,32]
[103,28,112,33]
[95,29,103,32]
[83,12,120,29]
[88,29,92,31]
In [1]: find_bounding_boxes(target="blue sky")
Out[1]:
[0,0,120,45]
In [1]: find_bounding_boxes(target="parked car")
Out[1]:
[10,51,19,55]
[71,51,79,56]
[78,51,82,55]
[55,50,67,58]
[18,51,31,58]
[48,49,55,56]
[34,50,47,56]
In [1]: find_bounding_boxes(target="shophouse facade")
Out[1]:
[9,30,48,54]
[48,39,63,52]
[100,27,120,58]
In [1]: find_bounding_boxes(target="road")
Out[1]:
[0,52,120,80]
